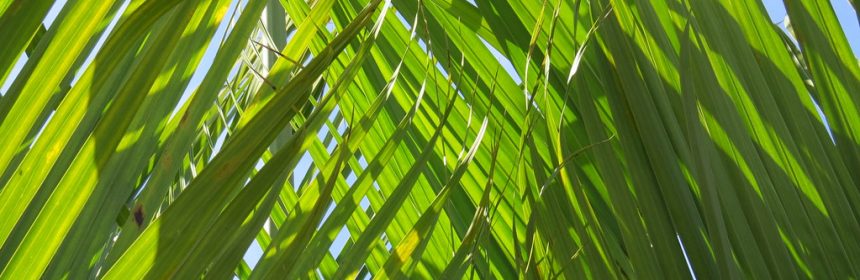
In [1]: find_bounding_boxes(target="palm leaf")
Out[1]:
[1,0,859,278]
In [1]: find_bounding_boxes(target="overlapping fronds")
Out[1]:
[1,0,859,278]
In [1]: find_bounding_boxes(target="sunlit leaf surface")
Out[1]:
[1,0,859,278]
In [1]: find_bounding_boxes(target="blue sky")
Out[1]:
[764,0,860,54]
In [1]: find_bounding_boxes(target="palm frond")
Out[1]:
[1,0,859,278]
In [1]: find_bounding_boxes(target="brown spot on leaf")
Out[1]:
[133,204,145,228]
